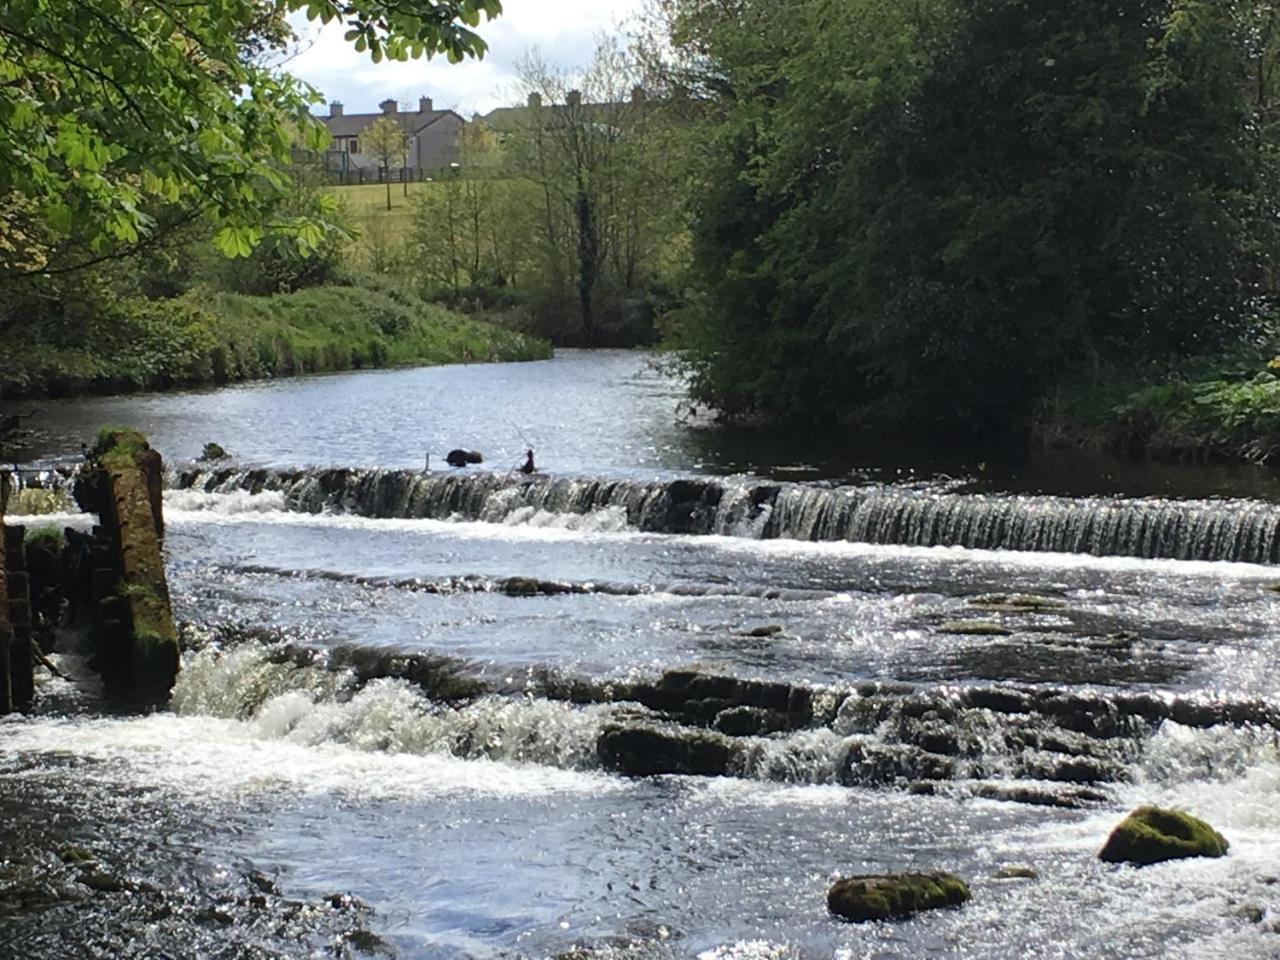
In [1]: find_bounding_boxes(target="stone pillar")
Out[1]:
[0,515,9,714]
[81,430,180,708]
[5,524,33,710]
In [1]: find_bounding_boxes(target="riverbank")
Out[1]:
[0,280,550,400]
[1035,347,1280,468]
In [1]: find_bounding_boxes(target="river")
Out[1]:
[3,350,1280,959]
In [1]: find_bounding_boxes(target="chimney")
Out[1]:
[527,91,542,109]
[566,89,582,108]
[329,101,343,117]
[630,85,646,105]
[419,96,433,113]
[379,98,397,115]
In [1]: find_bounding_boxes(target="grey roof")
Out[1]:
[319,109,458,138]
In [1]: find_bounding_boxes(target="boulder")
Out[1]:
[597,723,736,777]
[827,871,970,922]
[199,442,229,462]
[1098,806,1228,866]
[445,449,484,467]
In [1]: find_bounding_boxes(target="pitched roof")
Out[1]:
[319,109,458,138]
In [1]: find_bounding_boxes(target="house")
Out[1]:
[479,87,654,142]
[319,97,464,175]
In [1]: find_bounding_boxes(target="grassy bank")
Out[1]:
[0,279,550,398]
[1037,343,1280,466]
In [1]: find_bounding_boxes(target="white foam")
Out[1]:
[165,488,288,513]
[161,489,1280,581]
[3,511,94,529]
[0,705,617,803]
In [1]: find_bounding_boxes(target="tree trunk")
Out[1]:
[576,186,597,344]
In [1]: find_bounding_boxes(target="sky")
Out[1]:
[285,0,646,118]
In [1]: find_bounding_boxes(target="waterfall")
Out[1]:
[172,467,1280,564]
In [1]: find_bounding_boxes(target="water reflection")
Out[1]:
[6,349,1280,498]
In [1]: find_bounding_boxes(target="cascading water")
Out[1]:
[175,465,1280,563]
[10,353,1280,960]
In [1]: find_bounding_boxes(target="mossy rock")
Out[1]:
[1098,805,1229,866]
[199,442,229,462]
[827,871,970,922]
[940,620,1012,636]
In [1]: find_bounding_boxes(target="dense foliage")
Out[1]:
[0,0,500,278]
[665,0,1280,438]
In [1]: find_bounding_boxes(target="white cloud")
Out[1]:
[285,0,645,116]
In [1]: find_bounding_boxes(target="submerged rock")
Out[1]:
[993,865,1039,880]
[741,624,784,638]
[968,593,1067,613]
[1098,806,1229,866]
[939,620,1012,637]
[827,871,970,922]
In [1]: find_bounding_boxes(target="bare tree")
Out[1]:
[513,38,650,342]
[364,115,409,211]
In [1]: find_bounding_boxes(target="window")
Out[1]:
[349,138,359,154]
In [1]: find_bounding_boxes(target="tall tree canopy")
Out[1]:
[0,0,500,275]
[666,0,1279,436]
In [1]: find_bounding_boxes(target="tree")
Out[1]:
[364,115,410,211]
[665,0,1275,435]
[0,0,501,278]
[510,39,663,342]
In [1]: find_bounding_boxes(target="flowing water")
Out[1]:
[4,351,1280,959]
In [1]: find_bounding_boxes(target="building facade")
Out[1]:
[319,97,464,176]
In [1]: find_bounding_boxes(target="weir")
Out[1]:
[176,467,1280,564]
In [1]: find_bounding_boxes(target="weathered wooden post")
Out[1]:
[78,429,180,708]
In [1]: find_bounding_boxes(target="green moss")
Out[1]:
[93,427,150,467]
[827,871,971,922]
[24,525,65,551]
[1099,805,1229,866]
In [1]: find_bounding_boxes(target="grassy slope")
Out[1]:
[0,281,550,398]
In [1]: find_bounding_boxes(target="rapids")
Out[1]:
[3,351,1280,959]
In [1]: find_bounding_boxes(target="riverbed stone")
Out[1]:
[199,442,229,462]
[1099,806,1229,866]
[968,593,1067,613]
[597,723,736,777]
[713,705,792,736]
[940,620,1012,636]
[826,871,970,922]
[994,865,1039,880]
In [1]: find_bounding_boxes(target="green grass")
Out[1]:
[0,279,550,398]
[329,181,445,218]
